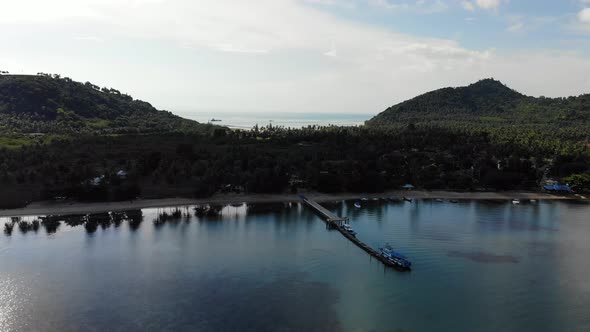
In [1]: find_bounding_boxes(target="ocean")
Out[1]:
[179,111,370,129]
[2,199,590,331]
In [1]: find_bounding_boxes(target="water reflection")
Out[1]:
[1,211,145,236]
[1,200,590,332]
[447,250,520,264]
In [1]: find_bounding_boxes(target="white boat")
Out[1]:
[354,202,362,208]
[530,199,537,203]
[512,199,520,204]
[342,224,357,236]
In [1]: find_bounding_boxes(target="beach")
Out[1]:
[0,190,583,217]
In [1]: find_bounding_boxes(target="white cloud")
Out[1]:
[506,22,524,32]
[579,8,590,24]
[368,0,448,13]
[475,0,502,10]
[462,1,475,11]
[1,0,589,114]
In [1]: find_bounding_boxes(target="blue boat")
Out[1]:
[379,245,412,269]
[354,202,361,208]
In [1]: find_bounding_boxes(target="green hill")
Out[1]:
[0,74,207,134]
[366,79,590,126]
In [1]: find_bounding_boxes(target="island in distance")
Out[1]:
[0,73,588,209]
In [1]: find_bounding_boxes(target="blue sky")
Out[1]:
[308,0,589,51]
[1,0,590,115]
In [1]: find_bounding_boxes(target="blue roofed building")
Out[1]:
[543,184,572,193]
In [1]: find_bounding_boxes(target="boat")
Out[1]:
[342,224,357,236]
[354,202,362,208]
[360,197,369,201]
[402,196,412,203]
[530,199,537,203]
[379,245,412,269]
[435,198,444,203]
[512,199,520,204]
[450,199,459,204]
[210,118,222,122]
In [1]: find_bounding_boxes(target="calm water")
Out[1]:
[180,111,369,129]
[1,200,590,332]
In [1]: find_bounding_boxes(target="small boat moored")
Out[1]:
[402,197,412,203]
[342,224,357,236]
[512,199,520,204]
[354,202,362,208]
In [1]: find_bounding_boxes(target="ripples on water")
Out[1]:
[1,200,590,331]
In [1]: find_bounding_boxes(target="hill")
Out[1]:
[366,79,590,126]
[0,74,208,134]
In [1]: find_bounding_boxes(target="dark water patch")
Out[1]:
[3,221,15,235]
[153,209,185,227]
[527,241,557,258]
[17,219,40,234]
[40,217,60,234]
[18,272,342,332]
[194,204,223,217]
[447,250,520,264]
[2,211,145,236]
[416,230,457,242]
[477,219,557,232]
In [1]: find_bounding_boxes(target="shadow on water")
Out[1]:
[194,205,224,219]
[106,272,341,332]
[153,208,187,228]
[447,250,520,264]
[246,202,290,215]
[2,210,145,236]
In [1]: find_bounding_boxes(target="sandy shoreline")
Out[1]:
[0,190,585,217]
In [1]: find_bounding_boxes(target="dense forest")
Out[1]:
[367,79,590,126]
[0,74,210,134]
[0,75,588,208]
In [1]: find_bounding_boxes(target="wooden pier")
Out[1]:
[299,195,410,271]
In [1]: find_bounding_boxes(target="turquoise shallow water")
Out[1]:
[1,200,590,332]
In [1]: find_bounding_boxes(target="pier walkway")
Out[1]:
[299,195,409,270]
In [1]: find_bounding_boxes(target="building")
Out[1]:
[543,184,572,193]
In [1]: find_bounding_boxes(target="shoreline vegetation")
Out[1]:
[0,190,585,217]
[1,76,589,211]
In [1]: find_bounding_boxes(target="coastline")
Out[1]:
[0,190,585,218]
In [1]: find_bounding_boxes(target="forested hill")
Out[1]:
[366,79,590,126]
[0,74,208,134]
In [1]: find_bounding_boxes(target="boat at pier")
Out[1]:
[379,245,412,269]
[342,224,357,236]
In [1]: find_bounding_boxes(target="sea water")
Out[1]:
[1,200,589,332]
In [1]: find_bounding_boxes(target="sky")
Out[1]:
[1,0,590,115]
